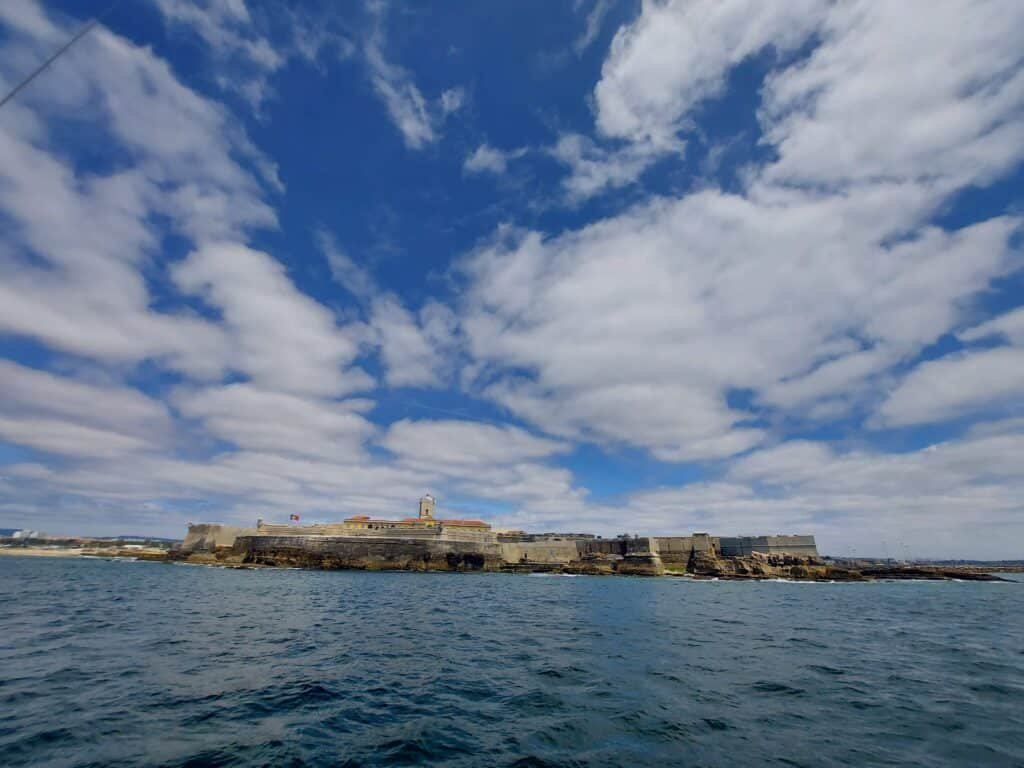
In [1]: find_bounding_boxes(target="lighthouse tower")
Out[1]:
[418,494,436,520]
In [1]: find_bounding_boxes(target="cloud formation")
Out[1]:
[0,0,1022,560]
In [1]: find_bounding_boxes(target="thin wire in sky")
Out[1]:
[0,1,121,112]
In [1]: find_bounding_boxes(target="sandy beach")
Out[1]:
[0,547,86,557]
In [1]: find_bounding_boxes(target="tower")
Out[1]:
[419,494,436,520]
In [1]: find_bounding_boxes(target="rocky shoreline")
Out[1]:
[163,545,1008,582]
[2,541,1010,582]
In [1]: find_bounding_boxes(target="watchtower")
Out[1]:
[419,494,436,520]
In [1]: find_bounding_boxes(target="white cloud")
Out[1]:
[594,0,826,146]
[370,297,458,388]
[363,5,464,149]
[2,0,1023,555]
[573,0,613,56]
[505,426,1024,559]
[173,242,371,397]
[440,86,465,115]
[580,0,1024,202]
[760,1,1024,192]
[876,347,1024,428]
[550,132,675,201]
[0,361,175,459]
[0,360,171,436]
[317,231,460,389]
[172,383,375,460]
[153,0,282,72]
[381,419,568,470]
[0,418,155,459]
[961,307,1024,346]
[0,3,281,378]
[151,0,352,109]
[459,192,1019,460]
[364,30,435,149]
[0,0,62,43]
[456,0,1024,454]
[463,144,527,175]
[317,230,378,301]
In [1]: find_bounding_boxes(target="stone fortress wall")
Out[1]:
[236,533,502,571]
[176,505,819,574]
[180,523,256,551]
[718,535,819,558]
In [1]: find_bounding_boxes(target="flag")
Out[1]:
[289,514,300,521]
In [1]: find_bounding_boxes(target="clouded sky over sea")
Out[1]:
[1,1,1022,558]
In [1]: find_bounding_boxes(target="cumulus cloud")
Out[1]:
[759,1,1024,192]
[370,297,459,388]
[172,383,376,461]
[0,5,280,378]
[459,196,1019,459]
[2,0,1023,556]
[569,0,1024,201]
[594,0,826,145]
[458,0,1024,456]
[876,348,1024,428]
[173,242,371,397]
[0,361,175,459]
[381,419,568,470]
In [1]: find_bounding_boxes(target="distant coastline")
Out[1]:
[4,524,1016,582]
[3,497,1018,581]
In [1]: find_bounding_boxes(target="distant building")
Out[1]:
[253,494,491,537]
[341,493,490,532]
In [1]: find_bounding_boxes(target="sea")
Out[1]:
[1,557,1022,767]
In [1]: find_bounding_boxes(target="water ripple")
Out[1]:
[0,557,1022,767]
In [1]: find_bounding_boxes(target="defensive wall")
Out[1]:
[497,534,726,566]
[177,522,818,573]
[236,534,502,571]
[180,523,256,552]
[718,535,819,558]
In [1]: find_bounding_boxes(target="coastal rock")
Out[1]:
[614,553,665,576]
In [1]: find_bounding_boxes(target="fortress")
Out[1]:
[178,495,820,577]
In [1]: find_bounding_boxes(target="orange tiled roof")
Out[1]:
[347,515,371,521]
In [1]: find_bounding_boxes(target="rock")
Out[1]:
[615,553,665,576]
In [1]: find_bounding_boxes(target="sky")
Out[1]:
[0,0,1022,558]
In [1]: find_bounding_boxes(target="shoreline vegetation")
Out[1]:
[1,541,1017,581]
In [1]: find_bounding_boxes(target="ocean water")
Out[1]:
[1,558,1022,768]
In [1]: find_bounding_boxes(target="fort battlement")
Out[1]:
[174,496,819,576]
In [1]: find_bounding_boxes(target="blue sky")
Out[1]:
[1,0,1023,558]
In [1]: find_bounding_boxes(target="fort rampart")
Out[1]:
[175,522,820,577]
[236,534,502,571]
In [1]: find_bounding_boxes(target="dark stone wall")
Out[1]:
[576,538,655,557]
[236,535,502,571]
[718,536,819,558]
